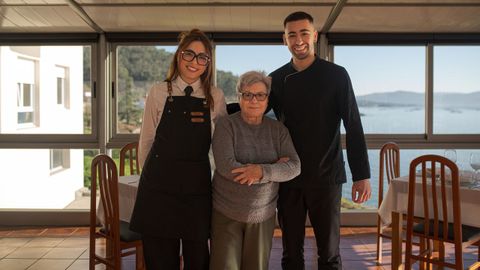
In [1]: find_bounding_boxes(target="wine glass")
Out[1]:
[470,153,480,183]
[444,149,457,163]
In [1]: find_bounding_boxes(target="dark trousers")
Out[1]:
[277,185,342,270]
[142,236,209,270]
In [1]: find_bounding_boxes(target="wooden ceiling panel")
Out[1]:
[1,1,479,33]
[0,6,94,32]
[332,6,480,33]
[82,5,330,32]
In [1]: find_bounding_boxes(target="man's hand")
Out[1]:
[351,178,371,204]
[231,164,263,186]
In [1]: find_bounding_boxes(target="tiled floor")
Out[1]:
[0,226,478,269]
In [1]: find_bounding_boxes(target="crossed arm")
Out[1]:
[212,118,300,186]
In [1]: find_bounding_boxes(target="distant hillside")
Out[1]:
[356,90,480,109]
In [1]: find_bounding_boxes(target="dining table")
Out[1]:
[378,171,480,270]
[97,174,140,225]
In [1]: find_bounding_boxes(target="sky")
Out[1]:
[161,44,480,96]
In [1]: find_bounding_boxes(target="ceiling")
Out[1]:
[0,0,479,33]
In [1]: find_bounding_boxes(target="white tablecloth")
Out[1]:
[378,173,480,227]
[97,175,140,225]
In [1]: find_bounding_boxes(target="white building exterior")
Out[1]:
[0,46,85,209]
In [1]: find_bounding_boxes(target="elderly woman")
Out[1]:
[210,71,301,270]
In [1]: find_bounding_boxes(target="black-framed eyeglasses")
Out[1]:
[239,91,269,101]
[180,50,210,66]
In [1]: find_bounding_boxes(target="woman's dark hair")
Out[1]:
[283,11,314,27]
[166,29,214,108]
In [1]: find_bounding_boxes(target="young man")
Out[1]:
[268,11,372,269]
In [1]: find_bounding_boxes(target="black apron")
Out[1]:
[130,81,212,241]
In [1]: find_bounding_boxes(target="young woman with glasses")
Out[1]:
[130,29,226,269]
[209,71,300,270]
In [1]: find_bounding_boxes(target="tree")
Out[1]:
[216,70,239,102]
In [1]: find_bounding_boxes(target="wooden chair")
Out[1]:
[119,142,140,176]
[89,154,144,270]
[405,154,480,270]
[376,142,400,263]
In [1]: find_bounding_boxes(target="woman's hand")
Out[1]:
[276,157,290,163]
[231,164,263,186]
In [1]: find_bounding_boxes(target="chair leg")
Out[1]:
[136,244,145,270]
[376,234,383,264]
[420,237,428,270]
[89,237,96,270]
[437,241,445,270]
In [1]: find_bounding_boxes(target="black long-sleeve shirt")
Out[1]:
[269,57,370,187]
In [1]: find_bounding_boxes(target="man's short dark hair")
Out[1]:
[283,11,314,28]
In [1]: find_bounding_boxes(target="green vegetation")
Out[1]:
[115,46,240,132]
[84,149,136,188]
[341,197,369,210]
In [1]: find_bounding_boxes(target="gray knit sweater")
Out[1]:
[212,112,301,223]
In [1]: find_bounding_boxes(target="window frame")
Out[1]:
[1,32,478,225]
[0,35,99,149]
[49,149,71,173]
[327,34,480,149]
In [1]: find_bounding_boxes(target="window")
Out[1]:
[56,66,70,108]
[334,46,426,134]
[50,149,70,172]
[215,45,291,103]
[0,148,96,209]
[116,45,176,134]
[433,45,480,134]
[17,82,35,125]
[0,45,93,134]
[16,57,37,127]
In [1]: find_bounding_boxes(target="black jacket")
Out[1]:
[269,57,370,187]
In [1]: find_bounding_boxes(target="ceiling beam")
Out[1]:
[66,0,104,33]
[321,0,347,34]
[77,2,333,7]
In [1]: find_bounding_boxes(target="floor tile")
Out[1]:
[27,259,73,270]
[0,258,36,270]
[0,228,13,237]
[57,237,89,248]
[9,228,46,237]
[24,238,64,248]
[79,249,90,259]
[41,228,77,237]
[6,247,51,259]
[42,247,86,259]
[0,246,17,258]
[71,228,89,237]
[66,259,91,270]
[343,260,384,270]
[0,237,32,247]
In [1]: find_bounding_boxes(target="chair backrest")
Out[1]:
[90,154,121,257]
[378,142,400,207]
[405,155,462,262]
[119,142,140,176]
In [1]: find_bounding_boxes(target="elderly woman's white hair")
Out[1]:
[236,71,272,94]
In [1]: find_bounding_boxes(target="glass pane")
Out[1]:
[116,45,176,134]
[341,149,480,211]
[51,149,63,169]
[433,46,480,134]
[0,149,98,210]
[215,45,291,103]
[23,84,32,107]
[0,45,92,134]
[17,112,33,124]
[57,77,63,105]
[334,46,426,134]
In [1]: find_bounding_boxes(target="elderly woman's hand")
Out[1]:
[231,164,263,186]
